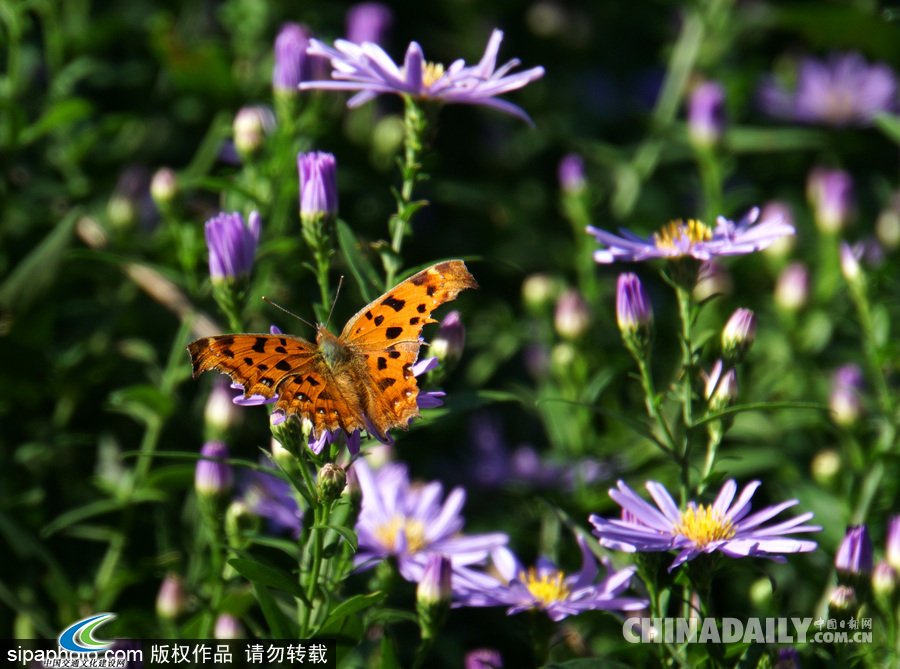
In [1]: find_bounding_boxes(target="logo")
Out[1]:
[58,613,116,653]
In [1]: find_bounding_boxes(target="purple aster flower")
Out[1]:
[807,167,854,233]
[238,468,302,538]
[298,151,338,220]
[205,211,261,283]
[195,442,234,497]
[273,23,311,92]
[759,52,897,126]
[616,273,653,334]
[688,80,726,147]
[590,479,820,571]
[830,364,863,427]
[352,458,508,582]
[587,207,794,264]
[453,535,647,621]
[346,3,393,46]
[465,649,503,669]
[835,525,873,576]
[299,29,545,124]
[887,516,900,572]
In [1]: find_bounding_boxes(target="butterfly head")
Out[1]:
[316,325,351,369]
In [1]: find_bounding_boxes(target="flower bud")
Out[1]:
[774,262,809,312]
[835,525,873,576]
[721,308,756,363]
[205,211,261,284]
[554,290,591,340]
[156,573,187,620]
[810,448,841,486]
[298,151,338,222]
[693,261,732,302]
[346,3,393,45]
[416,554,452,640]
[872,561,896,598]
[687,81,726,148]
[616,273,653,357]
[273,23,311,94]
[233,106,276,158]
[195,442,234,498]
[774,648,801,669]
[205,379,241,435]
[558,154,586,194]
[876,192,900,250]
[522,274,560,310]
[886,516,900,572]
[431,310,466,365]
[704,360,738,412]
[150,167,178,207]
[214,614,246,639]
[827,584,857,613]
[465,649,503,669]
[830,364,863,427]
[317,463,347,503]
[225,500,260,548]
[807,167,854,233]
[839,241,863,284]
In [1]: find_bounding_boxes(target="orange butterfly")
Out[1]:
[188,260,477,441]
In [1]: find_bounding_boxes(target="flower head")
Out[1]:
[353,458,507,582]
[835,525,873,576]
[346,3,393,45]
[807,167,854,233]
[587,207,794,264]
[204,211,261,283]
[195,442,234,497]
[453,535,646,621]
[299,29,545,124]
[273,23,311,92]
[759,52,897,126]
[688,81,726,147]
[590,480,820,571]
[298,151,338,220]
[238,468,302,537]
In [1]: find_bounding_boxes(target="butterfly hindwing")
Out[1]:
[275,368,368,435]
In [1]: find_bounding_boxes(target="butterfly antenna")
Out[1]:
[325,276,345,331]
[261,296,316,330]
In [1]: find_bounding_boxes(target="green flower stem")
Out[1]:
[212,282,246,333]
[699,429,723,493]
[301,216,334,323]
[695,146,723,225]
[635,355,677,455]
[198,500,228,638]
[384,95,429,289]
[562,191,600,302]
[411,638,435,669]
[675,284,696,501]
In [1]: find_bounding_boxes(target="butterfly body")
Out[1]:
[188,260,476,440]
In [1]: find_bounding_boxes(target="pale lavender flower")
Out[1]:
[233,105,276,156]
[554,289,590,339]
[839,241,862,282]
[430,311,466,364]
[299,29,545,124]
[205,211,261,283]
[722,308,756,361]
[417,553,453,605]
[558,153,586,194]
[453,535,647,621]
[156,573,187,620]
[273,23,311,92]
[465,649,503,669]
[887,516,900,572]
[587,207,794,263]
[346,3,393,45]
[688,81,726,146]
[214,614,245,639]
[195,442,234,497]
[760,52,897,126]
[238,468,302,538]
[830,364,863,426]
[775,262,809,312]
[298,151,338,219]
[590,480,820,571]
[703,359,738,411]
[352,458,508,582]
[807,167,853,233]
[835,525,873,576]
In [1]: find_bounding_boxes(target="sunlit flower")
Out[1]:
[587,207,794,264]
[204,211,261,283]
[299,29,545,124]
[353,458,508,582]
[590,480,820,571]
[453,535,647,621]
[759,52,897,126]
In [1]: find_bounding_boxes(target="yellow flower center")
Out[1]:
[653,219,713,251]
[375,516,428,553]
[520,568,570,607]
[422,61,445,88]
[674,505,736,547]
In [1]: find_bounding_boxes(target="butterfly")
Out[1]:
[187,260,477,441]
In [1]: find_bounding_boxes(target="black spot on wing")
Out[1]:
[410,273,428,285]
[275,360,292,371]
[222,349,235,358]
[409,317,419,325]
[378,377,396,389]
[382,295,406,312]
[426,285,436,297]
[417,304,427,313]
[218,336,235,346]
[374,315,384,326]
[244,357,253,365]
[318,390,333,400]
[275,346,287,354]
[365,310,373,320]
[258,364,269,371]
[260,377,274,387]
[388,350,401,359]
[377,357,387,370]
[252,337,267,353]
[385,326,403,340]
[306,376,320,386]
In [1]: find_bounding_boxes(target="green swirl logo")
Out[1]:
[58,613,116,653]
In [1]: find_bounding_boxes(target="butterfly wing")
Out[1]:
[339,260,477,434]
[188,333,368,435]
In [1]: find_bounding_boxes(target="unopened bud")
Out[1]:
[214,614,246,639]
[205,379,241,435]
[431,311,466,365]
[233,106,275,157]
[872,561,896,598]
[721,308,756,363]
[835,525,873,577]
[830,364,863,427]
[554,290,590,340]
[886,516,900,572]
[156,573,187,620]
[839,242,863,284]
[150,168,178,206]
[775,262,809,312]
[704,360,737,412]
[317,463,347,502]
[522,274,560,310]
[827,584,857,613]
[558,154,586,195]
[417,554,452,640]
[616,273,653,357]
[808,167,854,233]
[810,448,841,486]
[225,500,260,549]
[687,81,726,148]
[195,442,234,498]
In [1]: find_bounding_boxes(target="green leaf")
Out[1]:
[336,220,381,303]
[313,523,358,552]
[43,489,165,537]
[0,210,79,312]
[228,558,308,602]
[875,113,900,146]
[252,583,296,638]
[107,385,175,425]
[19,98,94,145]
[318,592,386,635]
[692,401,827,427]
